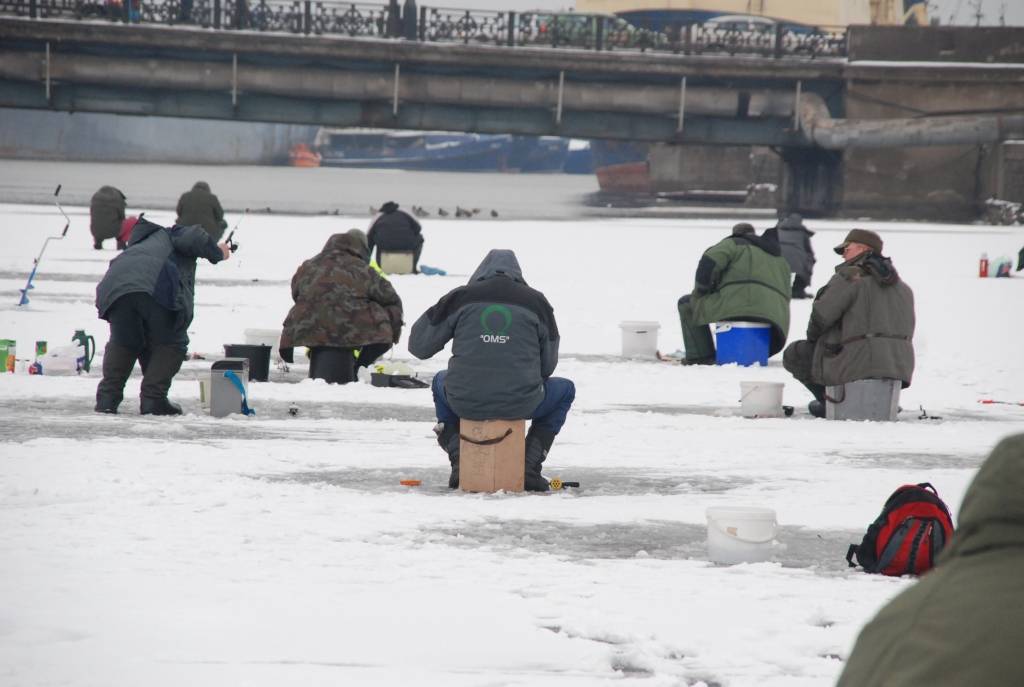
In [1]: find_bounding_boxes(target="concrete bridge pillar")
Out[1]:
[780,149,842,218]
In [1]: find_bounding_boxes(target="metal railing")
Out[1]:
[0,0,848,57]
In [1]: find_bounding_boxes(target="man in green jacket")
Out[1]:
[677,223,792,365]
[783,229,914,418]
[837,433,1024,687]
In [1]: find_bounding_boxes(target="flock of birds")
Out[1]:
[371,205,499,218]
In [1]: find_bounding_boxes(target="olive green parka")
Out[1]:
[837,433,1024,687]
[689,232,792,355]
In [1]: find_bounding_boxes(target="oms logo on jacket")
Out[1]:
[479,304,512,344]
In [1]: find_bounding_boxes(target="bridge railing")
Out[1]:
[0,0,848,57]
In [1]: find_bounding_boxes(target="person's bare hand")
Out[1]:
[218,242,232,260]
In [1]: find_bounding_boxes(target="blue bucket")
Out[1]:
[715,322,770,366]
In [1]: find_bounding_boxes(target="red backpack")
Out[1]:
[846,483,955,576]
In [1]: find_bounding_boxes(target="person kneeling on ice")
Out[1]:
[279,229,403,383]
[408,249,574,491]
[782,229,915,418]
[94,217,232,415]
[677,223,791,365]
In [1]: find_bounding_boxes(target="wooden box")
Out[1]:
[459,419,526,493]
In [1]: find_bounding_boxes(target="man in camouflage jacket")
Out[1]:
[280,230,403,383]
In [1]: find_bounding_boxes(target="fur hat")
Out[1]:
[834,228,883,255]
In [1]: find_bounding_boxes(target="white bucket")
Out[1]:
[706,506,778,564]
[739,381,784,418]
[619,321,660,358]
[244,328,282,362]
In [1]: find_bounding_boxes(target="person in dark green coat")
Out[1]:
[677,223,792,365]
[783,229,914,418]
[837,433,1024,687]
[89,185,126,250]
[175,181,227,241]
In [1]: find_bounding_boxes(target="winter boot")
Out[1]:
[524,426,556,492]
[434,421,461,489]
[139,345,185,416]
[808,400,826,418]
[94,343,138,414]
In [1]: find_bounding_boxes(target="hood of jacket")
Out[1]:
[321,232,367,261]
[192,181,211,192]
[847,252,900,286]
[469,249,526,284]
[734,230,782,257]
[126,217,167,247]
[943,434,1024,560]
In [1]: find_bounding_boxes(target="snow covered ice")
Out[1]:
[1,200,1023,686]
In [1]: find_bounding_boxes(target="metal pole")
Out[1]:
[44,41,50,103]
[507,11,515,47]
[393,63,400,116]
[232,53,238,107]
[794,80,802,131]
[29,0,38,19]
[555,70,564,125]
[677,76,686,133]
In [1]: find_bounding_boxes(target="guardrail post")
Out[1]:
[462,10,470,44]
[418,6,426,41]
[595,15,604,51]
[386,0,400,37]
[683,23,692,55]
[774,24,784,58]
[29,0,38,19]
[506,11,515,47]
[213,0,221,28]
[303,0,311,34]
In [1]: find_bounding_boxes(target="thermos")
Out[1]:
[72,329,96,373]
[979,253,989,278]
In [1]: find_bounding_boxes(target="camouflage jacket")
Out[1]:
[280,233,403,350]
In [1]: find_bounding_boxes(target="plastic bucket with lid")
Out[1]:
[619,321,660,358]
[715,321,770,366]
[223,344,271,382]
[706,506,778,564]
[739,381,784,418]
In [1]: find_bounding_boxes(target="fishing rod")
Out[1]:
[18,184,70,306]
[979,399,1024,406]
[223,208,248,253]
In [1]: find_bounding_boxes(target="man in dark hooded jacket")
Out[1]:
[94,218,231,415]
[368,201,424,272]
[783,229,914,418]
[776,213,816,299]
[677,223,792,365]
[279,229,403,384]
[408,249,574,491]
[176,181,228,241]
[837,433,1024,687]
[89,185,127,250]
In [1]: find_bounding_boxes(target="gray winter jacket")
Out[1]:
[777,217,815,284]
[96,218,224,330]
[408,250,559,420]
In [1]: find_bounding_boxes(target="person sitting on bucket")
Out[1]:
[782,228,915,418]
[408,249,575,491]
[368,201,424,273]
[677,222,791,365]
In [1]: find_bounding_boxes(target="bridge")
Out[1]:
[1,4,1023,217]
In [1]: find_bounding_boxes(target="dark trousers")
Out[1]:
[782,339,825,403]
[355,342,391,369]
[106,292,187,358]
[430,370,576,434]
[309,347,356,384]
[677,294,715,361]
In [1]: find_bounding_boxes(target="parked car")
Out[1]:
[521,12,665,50]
